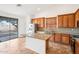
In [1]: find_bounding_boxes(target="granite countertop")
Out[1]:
[26,33,51,40]
[73,38,79,40]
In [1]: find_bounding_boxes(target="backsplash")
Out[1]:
[54,28,79,34]
[44,28,79,35]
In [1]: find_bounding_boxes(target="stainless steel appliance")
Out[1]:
[26,24,37,36]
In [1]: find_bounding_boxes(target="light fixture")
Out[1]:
[37,8,41,11]
[16,4,22,7]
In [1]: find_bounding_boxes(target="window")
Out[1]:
[0,16,18,42]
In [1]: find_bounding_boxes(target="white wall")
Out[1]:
[18,15,32,37]
[18,16,26,37]
[34,4,79,18]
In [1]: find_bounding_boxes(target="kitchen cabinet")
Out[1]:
[48,33,72,45]
[58,13,75,28]
[75,9,79,21]
[68,14,75,28]
[46,17,56,29]
[63,15,68,27]
[32,19,38,24]
[75,9,79,27]
[49,33,71,45]
[62,34,70,45]
[54,33,62,43]
[32,17,45,27]
[32,17,45,31]
[38,18,45,28]
[75,39,79,54]
[58,16,63,27]
[49,34,55,42]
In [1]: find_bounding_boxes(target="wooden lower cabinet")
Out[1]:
[49,35,55,42]
[75,39,79,54]
[62,34,70,45]
[54,33,62,43]
[49,33,71,45]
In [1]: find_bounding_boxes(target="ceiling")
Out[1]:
[0,4,55,16]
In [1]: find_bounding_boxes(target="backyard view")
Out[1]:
[0,17,18,42]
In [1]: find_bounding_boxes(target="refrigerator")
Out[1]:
[26,24,37,36]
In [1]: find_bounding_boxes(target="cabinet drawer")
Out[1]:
[62,34,70,45]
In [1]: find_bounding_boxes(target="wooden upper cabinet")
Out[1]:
[58,16,63,28]
[39,18,45,28]
[32,19,38,24]
[68,14,75,28]
[46,17,56,29]
[63,15,68,28]
[58,13,75,28]
[32,17,45,28]
[75,9,79,21]
[62,34,70,45]
[75,9,79,27]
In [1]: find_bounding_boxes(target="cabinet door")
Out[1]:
[62,34,70,45]
[54,33,62,43]
[40,18,45,28]
[32,19,38,24]
[58,16,63,27]
[46,17,56,29]
[49,35,55,42]
[75,9,79,27]
[31,19,34,23]
[63,15,68,28]
[37,18,45,27]
[75,9,79,21]
[75,40,79,54]
[68,14,75,28]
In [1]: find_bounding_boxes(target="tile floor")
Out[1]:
[0,38,73,54]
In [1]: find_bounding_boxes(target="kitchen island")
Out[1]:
[25,33,51,54]
[72,38,79,54]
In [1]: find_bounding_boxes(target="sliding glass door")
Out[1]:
[0,16,18,42]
